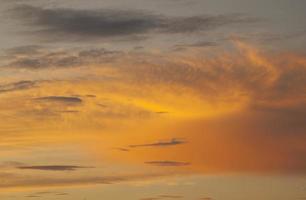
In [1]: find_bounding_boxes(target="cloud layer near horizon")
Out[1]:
[0,41,306,193]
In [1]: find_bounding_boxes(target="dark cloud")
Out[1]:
[0,80,36,93]
[114,147,130,152]
[9,5,258,41]
[161,14,258,34]
[145,161,190,167]
[4,47,121,69]
[34,96,82,104]
[17,165,91,171]
[129,138,187,148]
[85,94,96,98]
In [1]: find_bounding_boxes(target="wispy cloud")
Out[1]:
[145,161,190,167]
[25,191,69,198]
[17,165,91,171]
[129,138,187,148]
[0,80,36,93]
[0,172,169,189]
[3,46,121,69]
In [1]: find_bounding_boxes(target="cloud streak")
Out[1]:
[17,165,91,171]
[9,5,258,41]
[4,46,121,69]
[0,172,169,190]
[0,80,36,93]
[145,161,190,167]
[34,96,82,104]
[129,138,187,148]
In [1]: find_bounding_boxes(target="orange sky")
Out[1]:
[1,1,306,199]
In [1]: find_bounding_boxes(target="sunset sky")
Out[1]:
[0,0,306,200]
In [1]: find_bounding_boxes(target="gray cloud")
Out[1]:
[129,138,187,148]
[145,161,190,167]
[4,47,121,69]
[4,45,43,57]
[172,41,217,51]
[0,80,36,93]
[9,5,258,41]
[34,96,82,104]
[17,165,92,171]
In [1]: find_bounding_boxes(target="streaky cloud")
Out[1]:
[145,161,190,167]
[0,80,36,93]
[129,138,187,148]
[17,165,91,171]
[34,96,82,104]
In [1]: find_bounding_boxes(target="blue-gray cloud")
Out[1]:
[9,5,258,41]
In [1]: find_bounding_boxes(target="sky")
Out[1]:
[0,0,306,200]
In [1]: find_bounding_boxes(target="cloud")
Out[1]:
[4,46,121,69]
[1,41,306,175]
[9,5,258,41]
[114,147,130,152]
[145,161,190,167]
[17,165,92,171]
[0,80,36,93]
[25,191,69,198]
[172,41,217,51]
[0,172,169,189]
[4,45,43,57]
[34,96,82,104]
[129,138,187,148]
